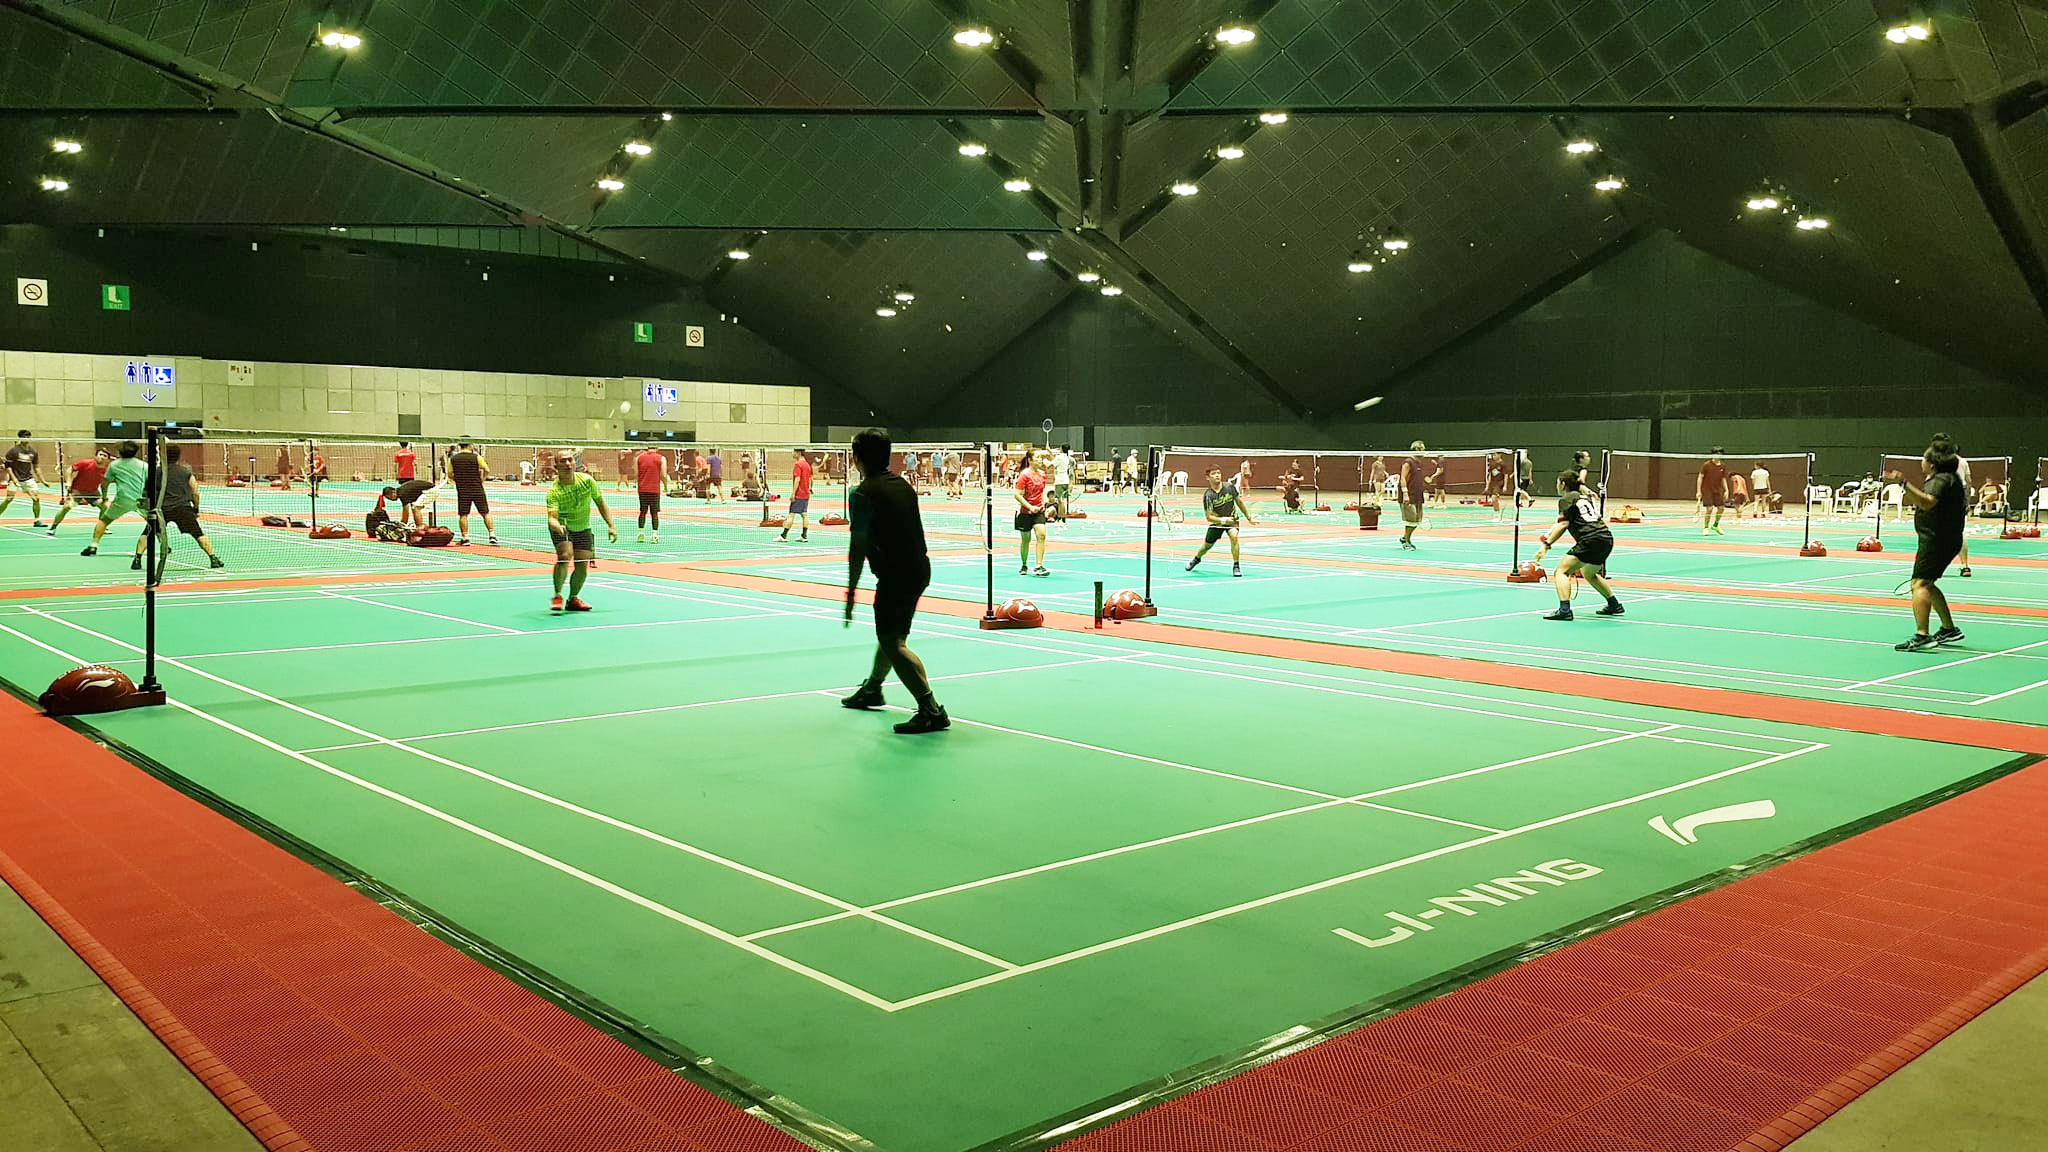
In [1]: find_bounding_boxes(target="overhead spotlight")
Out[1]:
[1258,111,1289,125]
[1216,145,1245,160]
[1886,22,1931,44]
[1380,231,1410,252]
[319,29,362,50]
[1745,195,1781,211]
[329,226,348,232]
[1352,396,1385,411]
[953,27,996,48]
[40,177,69,192]
[1076,270,1102,283]
[661,112,673,121]
[1216,25,1256,46]
[50,138,83,155]
[1025,249,1049,262]
[1099,284,1124,296]
[1346,253,1374,274]
[1564,138,1597,155]
[726,247,752,260]
[1170,181,1199,196]
[596,177,625,191]
[1003,177,1032,192]
[958,142,988,156]
[623,141,652,156]
[1795,215,1831,230]
[893,286,916,303]
[876,306,899,318]
[1593,175,1626,192]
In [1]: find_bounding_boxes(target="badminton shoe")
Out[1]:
[565,598,592,612]
[894,706,950,735]
[549,595,564,614]
[1544,607,1574,621]
[1933,625,1964,645]
[1895,633,1937,652]
[841,682,885,710]
[1596,601,1624,616]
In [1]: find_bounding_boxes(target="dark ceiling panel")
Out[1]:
[0,4,206,107]
[962,114,1078,216]
[1171,0,1916,110]
[592,226,756,277]
[951,0,1075,105]
[59,0,317,99]
[582,116,1054,228]
[1589,113,2048,382]
[1123,115,1629,411]
[711,230,1071,414]
[0,112,506,226]
[300,0,1036,109]
[1118,115,1250,221]
[347,114,650,224]
[1134,1,1245,95]
[1960,0,2048,100]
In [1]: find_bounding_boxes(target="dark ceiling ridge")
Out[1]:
[1917,105,2048,329]
[1157,103,1924,118]
[329,106,1056,121]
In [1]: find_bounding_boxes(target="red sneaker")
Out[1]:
[565,597,592,612]
[549,596,564,614]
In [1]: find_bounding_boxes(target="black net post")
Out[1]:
[982,441,995,622]
[1510,446,1527,574]
[1143,444,1161,609]
[140,425,164,696]
[1800,452,1816,553]
[1873,451,1884,542]
[1597,448,1610,518]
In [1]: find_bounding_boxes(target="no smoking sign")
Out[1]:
[17,278,49,306]
[686,324,705,347]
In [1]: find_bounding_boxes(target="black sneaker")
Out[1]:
[1033,566,1050,577]
[1019,565,1029,575]
[1185,560,1199,572]
[130,554,143,571]
[1232,564,1242,577]
[1544,608,1574,621]
[841,682,885,710]
[209,556,225,569]
[1895,633,1937,652]
[894,706,950,735]
[1933,626,1964,645]
[1596,602,1625,616]
[80,545,96,556]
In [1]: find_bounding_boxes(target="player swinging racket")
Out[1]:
[1534,472,1623,621]
[133,442,225,571]
[1186,466,1255,576]
[1886,435,1966,652]
[46,448,110,535]
[80,442,145,556]
[546,451,616,614]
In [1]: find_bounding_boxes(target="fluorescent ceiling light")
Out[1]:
[40,177,69,192]
[1216,145,1245,160]
[623,141,652,156]
[1076,271,1101,283]
[1170,181,1198,196]
[1795,215,1830,231]
[1594,175,1625,191]
[876,306,898,317]
[1003,177,1032,192]
[1886,22,1931,43]
[1564,139,1597,154]
[958,142,988,156]
[50,139,83,154]
[1745,196,1780,211]
[596,177,624,191]
[319,29,361,50]
[1025,249,1049,262]
[726,248,751,260]
[1353,396,1384,411]
[1099,285,1123,296]
[1258,111,1289,125]
[953,27,995,47]
[1217,26,1256,46]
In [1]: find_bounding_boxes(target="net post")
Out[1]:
[1872,451,1883,542]
[246,454,255,516]
[1144,444,1160,608]
[1510,447,1526,574]
[306,438,319,530]
[1800,452,1816,554]
[1093,581,1104,629]
[1597,448,1609,518]
[140,425,163,698]
[982,441,995,623]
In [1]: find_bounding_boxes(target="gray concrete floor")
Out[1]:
[1,874,2042,1152]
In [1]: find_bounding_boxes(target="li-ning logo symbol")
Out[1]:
[1333,859,1603,950]
[1648,800,1776,845]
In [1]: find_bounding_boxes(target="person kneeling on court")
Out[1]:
[1187,466,1255,576]
[1885,437,1966,652]
[1534,472,1621,621]
[545,451,616,614]
[841,428,948,734]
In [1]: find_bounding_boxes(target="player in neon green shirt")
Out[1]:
[545,451,616,613]
[80,441,148,557]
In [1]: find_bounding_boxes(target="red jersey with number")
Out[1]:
[794,455,814,500]
[395,449,416,480]
[69,458,105,495]
[636,450,664,494]
[1016,471,1047,509]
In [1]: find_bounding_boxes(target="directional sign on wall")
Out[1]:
[121,359,177,407]
[641,380,679,422]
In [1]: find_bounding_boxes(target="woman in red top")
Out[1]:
[1014,451,1050,576]
[46,448,110,536]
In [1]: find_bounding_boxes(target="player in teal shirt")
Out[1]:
[80,441,147,557]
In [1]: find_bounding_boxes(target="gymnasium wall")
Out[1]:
[0,224,849,441]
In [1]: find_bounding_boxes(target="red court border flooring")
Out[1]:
[2,568,2047,1151]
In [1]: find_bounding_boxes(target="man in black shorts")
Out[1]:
[134,443,225,572]
[1533,472,1622,621]
[1886,435,1966,651]
[841,428,947,734]
[381,477,440,529]
[446,441,498,545]
[1187,466,1256,576]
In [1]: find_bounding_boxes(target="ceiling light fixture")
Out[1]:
[50,138,83,154]
[876,306,899,317]
[1076,270,1101,283]
[1170,181,1199,196]
[1885,22,1931,44]
[953,27,995,48]
[330,226,348,232]
[1745,195,1781,211]
[727,248,752,260]
[1216,145,1245,160]
[893,287,916,302]
[40,177,69,192]
[1593,175,1625,192]
[1795,215,1830,230]
[1258,111,1289,125]
[1003,177,1032,192]
[958,142,988,156]
[661,112,673,121]
[1099,284,1124,296]
[596,177,625,191]
[1347,253,1374,274]
[1352,396,1384,411]
[1380,232,1411,252]
[1564,138,1598,154]
[1216,25,1256,46]
[623,141,652,156]
[319,29,361,50]
[1025,249,1049,261]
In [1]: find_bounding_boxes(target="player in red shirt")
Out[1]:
[45,448,110,536]
[394,442,417,482]
[634,446,667,543]
[1014,451,1050,576]
[780,449,815,542]
[1697,448,1729,536]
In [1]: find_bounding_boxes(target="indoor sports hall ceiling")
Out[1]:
[7,0,2048,420]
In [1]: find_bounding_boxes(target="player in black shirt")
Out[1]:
[841,428,947,734]
[1886,436,1967,651]
[1533,472,1623,621]
[1187,466,1256,576]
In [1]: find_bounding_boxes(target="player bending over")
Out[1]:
[841,429,947,734]
[1534,472,1622,621]
[546,452,616,613]
[1886,435,1966,651]
[80,442,146,557]
[381,478,442,530]
[1187,466,1255,576]
[47,448,110,535]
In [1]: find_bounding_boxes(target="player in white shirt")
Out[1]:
[1050,445,1075,521]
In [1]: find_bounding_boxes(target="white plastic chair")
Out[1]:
[2032,488,2048,513]
[1832,485,1860,518]
[1882,483,1904,519]
[1170,470,1189,494]
[1806,485,1831,516]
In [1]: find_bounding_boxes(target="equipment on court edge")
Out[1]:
[1357,504,1380,530]
[408,526,454,547]
[1611,505,1644,523]
[1102,590,1154,621]
[760,514,787,528]
[819,512,848,526]
[260,514,290,527]
[980,598,1045,630]
[1856,536,1884,552]
[40,665,164,716]
[1507,561,1547,583]
[309,524,351,540]
[1799,541,1828,556]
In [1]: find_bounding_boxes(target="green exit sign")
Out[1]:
[101,284,130,311]
[632,321,653,344]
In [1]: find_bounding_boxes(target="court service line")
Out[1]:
[18,606,1022,977]
[0,619,899,1011]
[1837,637,2048,691]
[165,610,803,662]
[882,742,1827,1011]
[316,590,523,634]
[1966,675,2048,707]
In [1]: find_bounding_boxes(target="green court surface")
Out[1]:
[0,570,2029,1151]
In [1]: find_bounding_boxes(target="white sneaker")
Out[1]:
[651,533,659,543]
[636,531,645,543]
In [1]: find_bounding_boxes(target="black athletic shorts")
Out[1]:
[458,490,489,517]
[1015,510,1045,532]
[144,507,205,538]
[872,579,927,638]
[550,527,596,560]
[1568,534,1614,567]
[1204,523,1238,545]
[638,492,661,515]
[1913,537,1959,583]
